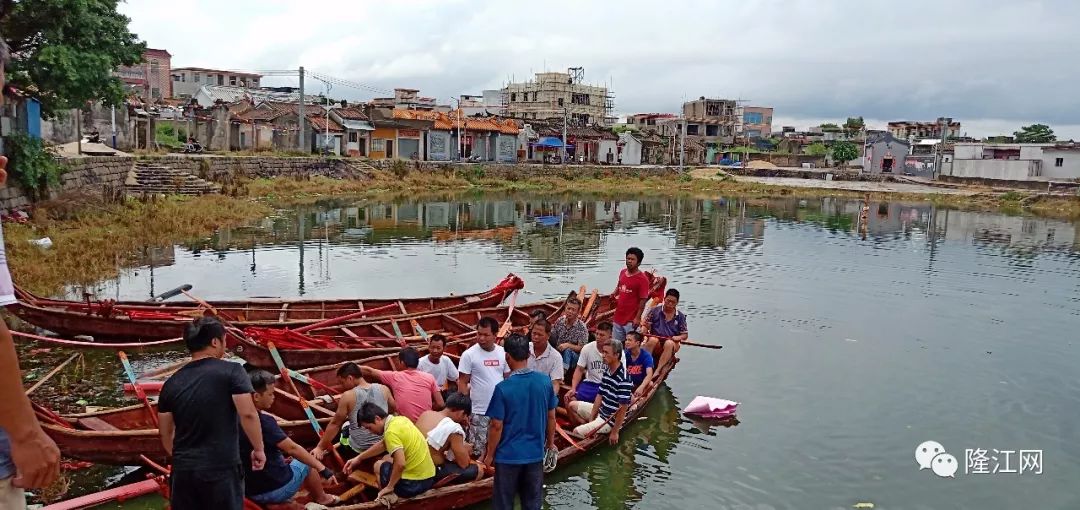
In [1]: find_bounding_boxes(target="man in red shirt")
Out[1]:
[610,247,651,342]
[362,347,445,422]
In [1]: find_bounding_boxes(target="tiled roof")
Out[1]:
[308,115,344,132]
[416,109,520,134]
[335,106,369,121]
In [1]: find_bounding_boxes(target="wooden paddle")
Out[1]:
[118,351,158,427]
[643,334,722,350]
[390,320,407,347]
[25,353,80,396]
[268,342,345,469]
[496,289,520,339]
[582,289,599,318]
[410,319,429,342]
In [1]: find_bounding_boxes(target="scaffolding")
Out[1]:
[500,66,615,126]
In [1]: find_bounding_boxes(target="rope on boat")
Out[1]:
[10,330,183,348]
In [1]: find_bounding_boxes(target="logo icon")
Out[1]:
[916,440,954,478]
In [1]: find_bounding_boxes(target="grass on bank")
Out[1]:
[4,192,271,295]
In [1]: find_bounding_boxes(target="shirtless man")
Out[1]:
[415,393,482,485]
[311,363,396,461]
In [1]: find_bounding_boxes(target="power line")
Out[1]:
[308,71,392,96]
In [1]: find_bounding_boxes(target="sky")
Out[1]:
[120,0,1080,139]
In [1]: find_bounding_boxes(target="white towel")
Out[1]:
[426,416,465,462]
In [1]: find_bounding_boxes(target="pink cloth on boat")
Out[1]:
[683,396,739,418]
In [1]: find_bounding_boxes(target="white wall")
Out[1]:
[618,133,642,165]
[950,159,1038,180]
[598,139,617,163]
[1039,149,1080,180]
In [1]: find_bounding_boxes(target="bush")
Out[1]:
[1001,191,1024,202]
[5,133,64,200]
[679,172,693,183]
[390,160,409,179]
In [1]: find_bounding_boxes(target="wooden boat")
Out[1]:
[281,342,681,509]
[232,294,616,370]
[36,400,329,466]
[10,274,524,341]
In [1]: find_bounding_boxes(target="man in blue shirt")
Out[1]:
[623,332,654,398]
[642,289,688,373]
[483,334,557,510]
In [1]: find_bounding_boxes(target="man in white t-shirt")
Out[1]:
[417,334,459,397]
[566,320,625,405]
[456,317,509,457]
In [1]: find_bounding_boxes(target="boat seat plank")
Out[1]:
[397,301,407,315]
[279,303,289,323]
[340,327,360,339]
[371,325,394,339]
[78,417,121,431]
[442,314,472,332]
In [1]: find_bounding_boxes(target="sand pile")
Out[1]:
[746,160,778,169]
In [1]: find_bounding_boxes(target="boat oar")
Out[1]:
[582,289,598,318]
[497,290,520,339]
[118,351,158,427]
[268,342,344,468]
[180,289,237,322]
[390,320,407,347]
[148,284,193,303]
[25,353,81,396]
[294,301,400,334]
[410,319,429,342]
[643,334,723,350]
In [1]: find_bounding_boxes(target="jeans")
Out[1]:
[378,462,435,498]
[492,462,544,510]
[612,321,636,342]
[169,465,244,510]
[561,349,580,371]
[249,459,309,505]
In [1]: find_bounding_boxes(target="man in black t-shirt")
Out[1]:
[158,317,265,510]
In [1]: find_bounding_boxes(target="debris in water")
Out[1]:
[853,503,875,509]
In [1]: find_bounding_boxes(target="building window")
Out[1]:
[230,75,237,86]
[511,93,517,102]
[150,60,159,74]
[217,74,224,86]
[744,112,763,124]
[372,139,386,152]
[1055,157,1064,167]
[349,132,358,143]
[705,125,718,137]
[686,124,699,135]
[194,73,201,82]
[571,93,590,105]
[557,98,564,107]
[532,92,538,101]
[151,87,160,99]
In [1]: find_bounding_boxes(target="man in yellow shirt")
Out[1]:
[347,402,436,500]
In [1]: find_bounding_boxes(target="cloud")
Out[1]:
[121,0,1080,138]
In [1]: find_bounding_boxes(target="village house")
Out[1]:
[888,119,961,141]
[943,142,1080,182]
[172,68,262,99]
[502,69,615,126]
[617,131,643,165]
[328,106,374,157]
[116,48,172,101]
[864,132,912,174]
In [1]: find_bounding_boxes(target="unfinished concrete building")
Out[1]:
[501,68,614,126]
[682,97,739,144]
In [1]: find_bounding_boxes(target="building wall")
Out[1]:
[598,139,617,164]
[1039,149,1080,180]
[144,50,172,100]
[866,139,911,173]
[173,70,261,99]
[496,134,517,163]
[742,106,773,138]
[949,159,1040,180]
[370,127,396,159]
[618,134,642,165]
[428,130,453,161]
[503,72,610,125]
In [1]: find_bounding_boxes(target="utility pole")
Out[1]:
[561,105,568,164]
[298,66,305,152]
[679,117,685,170]
[110,105,117,149]
[324,82,332,155]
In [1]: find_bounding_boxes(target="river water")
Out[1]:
[55,193,1080,509]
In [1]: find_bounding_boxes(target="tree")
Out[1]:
[1013,124,1056,143]
[1,0,145,118]
[819,122,841,131]
[831,141,860,167]
[843,116,865,136]
[805,142,829,156]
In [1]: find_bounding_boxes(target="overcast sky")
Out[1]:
[121,0,1080,138]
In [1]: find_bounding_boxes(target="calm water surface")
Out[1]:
[55,193,1080,509]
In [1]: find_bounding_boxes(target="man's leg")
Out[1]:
[517,462,544,510]
[491,463,520,510]
[170,467,244,510]
[568,401,592,426]
[301,460,333,504]
[656,340,679,372]
[0,478,25,510]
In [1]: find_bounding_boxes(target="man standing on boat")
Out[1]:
[642,289,688,373]
[361,347,444,422]
[611,247,651,342]
[457,317,510,458]
[483,334,558,510]
[417,334,459,399]
[527,318,563,394]
[569,338,632,445]
[551,297,589,371]
[312,362,395,461]
[0,159,61,509]
[158,317,266,510]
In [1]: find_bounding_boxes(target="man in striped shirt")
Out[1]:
[568,339,632,445]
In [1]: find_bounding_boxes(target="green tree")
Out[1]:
[1,0,145,118]
[1013,124,1056,143]
[805,142,829,156]
[843,116,865,136]
[830,141,859,167]
[819,122,841,131]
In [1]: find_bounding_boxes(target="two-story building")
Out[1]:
[172,67,262,99]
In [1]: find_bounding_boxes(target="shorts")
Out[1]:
[468,414,492,458]
[378,462,435,498]
[569,401,612,437]
[574,380,600,402]
[561,349,580,371]
[435,461,481,486]
[169,465,244,510]
[0,478,25,510]
[611,321,636,342]
[249,459,310,505]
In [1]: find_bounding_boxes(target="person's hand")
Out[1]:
[377,486,394,499]
[323,475,338,487]
[564,392,576,405]
[251,449,266,471]
[631,317,642,329]
[311,445,326,460]
[10,428,60,489]
[0,155,8,187]
[608,430,620,445]
[343,456,361,474]
[633,387,644,399]
[481,454,493,468]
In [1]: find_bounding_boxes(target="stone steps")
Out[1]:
[125,164,221,196]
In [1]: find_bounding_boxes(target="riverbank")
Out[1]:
[4,166,1079,296]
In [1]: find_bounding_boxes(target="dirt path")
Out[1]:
[689,168,981,196]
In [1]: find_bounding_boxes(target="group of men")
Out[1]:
[0,245,689,510]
